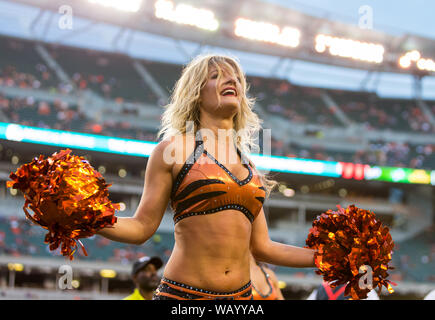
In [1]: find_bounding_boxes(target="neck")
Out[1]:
[138,288,154,300]
[199,112,234,137]
[200,116,236,144]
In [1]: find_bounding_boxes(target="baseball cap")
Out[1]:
[131,256,163,276]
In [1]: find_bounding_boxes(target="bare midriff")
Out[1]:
[163,209,252,292]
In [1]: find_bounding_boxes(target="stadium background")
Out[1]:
[0,0,434,300]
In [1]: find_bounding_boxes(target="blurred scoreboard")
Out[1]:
[1,122,433,185]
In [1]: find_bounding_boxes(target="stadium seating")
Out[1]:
[0,95,157,141]
[0,215,172,265]
[272,227,435,283]
[0,1,434,300]
[47,44,158,104]
[1,216,432,282]
[389,227,435,282]
[285,140,435,169]
[247,76,342,127]
[0,36,67,92]
[142,59,183,95]
[0,36,434,170]
[328,89,434,133]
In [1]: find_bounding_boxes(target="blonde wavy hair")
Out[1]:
[158,53,277,197]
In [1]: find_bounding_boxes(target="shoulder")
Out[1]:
[123,289,145,300]
[123,293,135,300]
[147,139,175,172]
[151,134,197,167]
[151,138,174,155]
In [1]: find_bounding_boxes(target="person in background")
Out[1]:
[250,253,284,300]
[124,256,163,300]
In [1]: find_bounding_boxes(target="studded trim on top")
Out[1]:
[170,133,265,225]
[171,139,204,198]
[203,150,253,186]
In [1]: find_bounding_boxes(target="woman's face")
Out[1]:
[199,63,243,118]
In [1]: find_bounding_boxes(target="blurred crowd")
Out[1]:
[0,215,433,283]
[249,77,434,169]
[270,136,435,170]
[0,36,434,170]
[0,94,157,142]
[0,216,39,257]
[0,215,170,265]
[249,77,339,127]
[340,100,433,133]
[0,64,73,94]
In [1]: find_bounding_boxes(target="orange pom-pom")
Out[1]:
[6,149,119,260]
[305,204,395,300]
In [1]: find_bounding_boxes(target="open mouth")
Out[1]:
[221,87,237,97]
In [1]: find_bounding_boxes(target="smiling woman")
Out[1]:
[97,53,316,300]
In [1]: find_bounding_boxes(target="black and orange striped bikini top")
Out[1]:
[170,135,266,224]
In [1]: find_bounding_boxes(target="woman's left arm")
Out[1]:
[250,207,316,268]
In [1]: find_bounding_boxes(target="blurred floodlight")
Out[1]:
[155,0,219,31]
[338,188,347,197]
[71,280,80,289]
[300,185,309,194]
[278,184,287,193]
[235,18,300,48]
[283,188,295,197]
[315,34,384,63]
[399,56,411,69]
[11,155,19,165]
[406,50,421,61]
[8,263,24,272]
[398,50,435,72]
[88,0,143,12]
[119,202,126,211]
[100,269,117,278]
[417,58,435,72]
[118,168,127,178]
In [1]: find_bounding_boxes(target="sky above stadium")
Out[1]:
[266,0,435,40]
[0,0,434,99]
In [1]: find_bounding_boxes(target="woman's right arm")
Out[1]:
[97,140,174,245]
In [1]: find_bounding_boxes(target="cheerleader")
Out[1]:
[97,54,315,300]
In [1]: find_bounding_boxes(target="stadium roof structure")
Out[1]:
[9,0,435,77]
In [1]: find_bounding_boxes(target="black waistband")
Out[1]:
[161,277,252,295]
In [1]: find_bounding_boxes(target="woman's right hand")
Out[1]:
[97,140,174,245]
